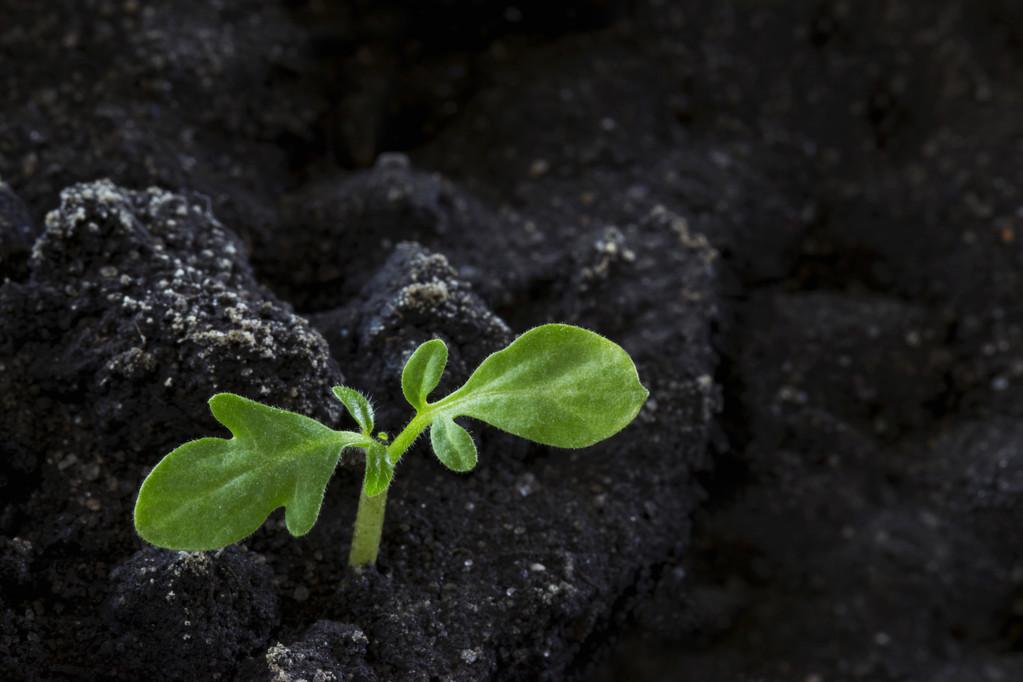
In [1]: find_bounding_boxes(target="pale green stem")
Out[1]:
[348,487,387,566]
[384,412,432,466]
[347,411,433,567]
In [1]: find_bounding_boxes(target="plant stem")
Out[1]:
[348,487,387,566]
[347,411,433,567]
[384,412,432,466]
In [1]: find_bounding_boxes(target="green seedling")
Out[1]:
[134,324,648,567]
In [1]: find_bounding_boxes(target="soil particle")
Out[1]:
[254,620,375,682]
[105,547,279,680]
[0,605,40,679]
[920,419,1023,563]
[0,179,343,679]
[0,536,32,590]
[0,181,36,282]
[739,291,951,440]
[7,179,342,454]
[0,0,319,250]
[270,155,541,312]
[7,0,1022,679]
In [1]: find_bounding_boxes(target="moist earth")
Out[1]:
[2,1,1022,681]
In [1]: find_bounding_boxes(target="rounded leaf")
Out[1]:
[401,338,448,410]
[439,324,648,448]
[430,414,478,472]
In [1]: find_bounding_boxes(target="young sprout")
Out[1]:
[134,324,648,567]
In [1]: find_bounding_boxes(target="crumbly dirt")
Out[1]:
[3,0,1023,680]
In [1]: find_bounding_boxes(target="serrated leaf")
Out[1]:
[363,441,394,497]
[437,324,648,448]
[401,338,449,410]
[134,393,366,551]
[430,414,478,472]
[332,385,375,435]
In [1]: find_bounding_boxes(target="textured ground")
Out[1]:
[2,1,1023,680]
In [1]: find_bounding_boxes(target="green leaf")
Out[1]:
[332,385,375,435]
[401,338,448,410]
[430,414,478,472]
[363,441,394,497]
[437,324,648,448]
[134,393,366,551]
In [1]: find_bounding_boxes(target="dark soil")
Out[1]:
[2,1,1022,680]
